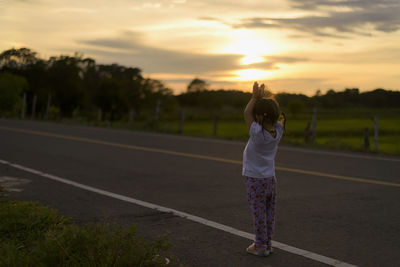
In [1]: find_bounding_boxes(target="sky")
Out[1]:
[1,0,400,95]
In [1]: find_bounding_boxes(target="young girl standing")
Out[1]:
[243,81,285,257]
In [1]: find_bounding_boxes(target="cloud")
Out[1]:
[289,0,395,11]
[229,0,400,37]
[245,56,308,69]
[198,16,224,22]
[81,37,242,74]
[78,31,307,75]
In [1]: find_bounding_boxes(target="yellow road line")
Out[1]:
[276,166,400,187]
[1,125,399,188]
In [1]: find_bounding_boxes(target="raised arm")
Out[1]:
[244,82,264,129]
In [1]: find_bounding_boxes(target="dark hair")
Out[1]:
[253,98,279,124]
[253,98,286,132]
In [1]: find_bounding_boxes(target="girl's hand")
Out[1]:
[259,83,265,99]
[252,82,265,99]
[252,82,259,99]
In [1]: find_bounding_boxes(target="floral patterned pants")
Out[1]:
[246,176,277,250]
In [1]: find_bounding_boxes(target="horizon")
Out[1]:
[2,0,400,95]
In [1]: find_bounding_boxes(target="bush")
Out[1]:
[48,105,60,120]
[0,72,28,117]
[0,200,69,247]
[0,199,173,266]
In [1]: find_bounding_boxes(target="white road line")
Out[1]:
[0,159,357,267]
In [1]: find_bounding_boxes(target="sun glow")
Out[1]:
[224,30,277,66]
[241,55,264,65]
[232,69,271,81]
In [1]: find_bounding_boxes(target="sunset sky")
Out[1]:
[1,0,400,95]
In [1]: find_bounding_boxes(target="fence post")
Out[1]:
[21,92,26,119]
[364,127,370,150]
[179,109,185,134]
[31,94,37,119]
[374,115,379,152]
[304,122,311,143]
[44,93,51,120]
[213,115,218,136]
[311,107,317,143]
[154,99,161,121]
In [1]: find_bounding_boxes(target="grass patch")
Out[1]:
[0,191,180,266]
[31,112,400,155]
[149,118,400,155]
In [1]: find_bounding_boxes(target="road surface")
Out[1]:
[0,119,399,267]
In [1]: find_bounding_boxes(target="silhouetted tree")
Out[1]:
[187,78,208,92]
[1,47,399,121]
[0,72,28,114]
[0,48,47,115]
[47,54,85,116]
[0,48,39,70]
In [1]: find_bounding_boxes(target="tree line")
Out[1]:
[0,48,176,121]
[1,47,399,121]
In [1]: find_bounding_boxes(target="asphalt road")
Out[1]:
[0,119,399,267]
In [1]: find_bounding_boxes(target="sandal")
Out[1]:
[246,243,271,257]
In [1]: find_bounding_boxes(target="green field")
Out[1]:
[59,108,400,155]
[154,119,399,154]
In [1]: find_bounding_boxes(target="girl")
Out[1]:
[243,81,286,257]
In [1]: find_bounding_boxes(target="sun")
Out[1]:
[218,29,278,81]
[241,55,264,65]
[224,29,277,66]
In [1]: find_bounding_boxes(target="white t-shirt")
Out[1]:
[242,121,284,178]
